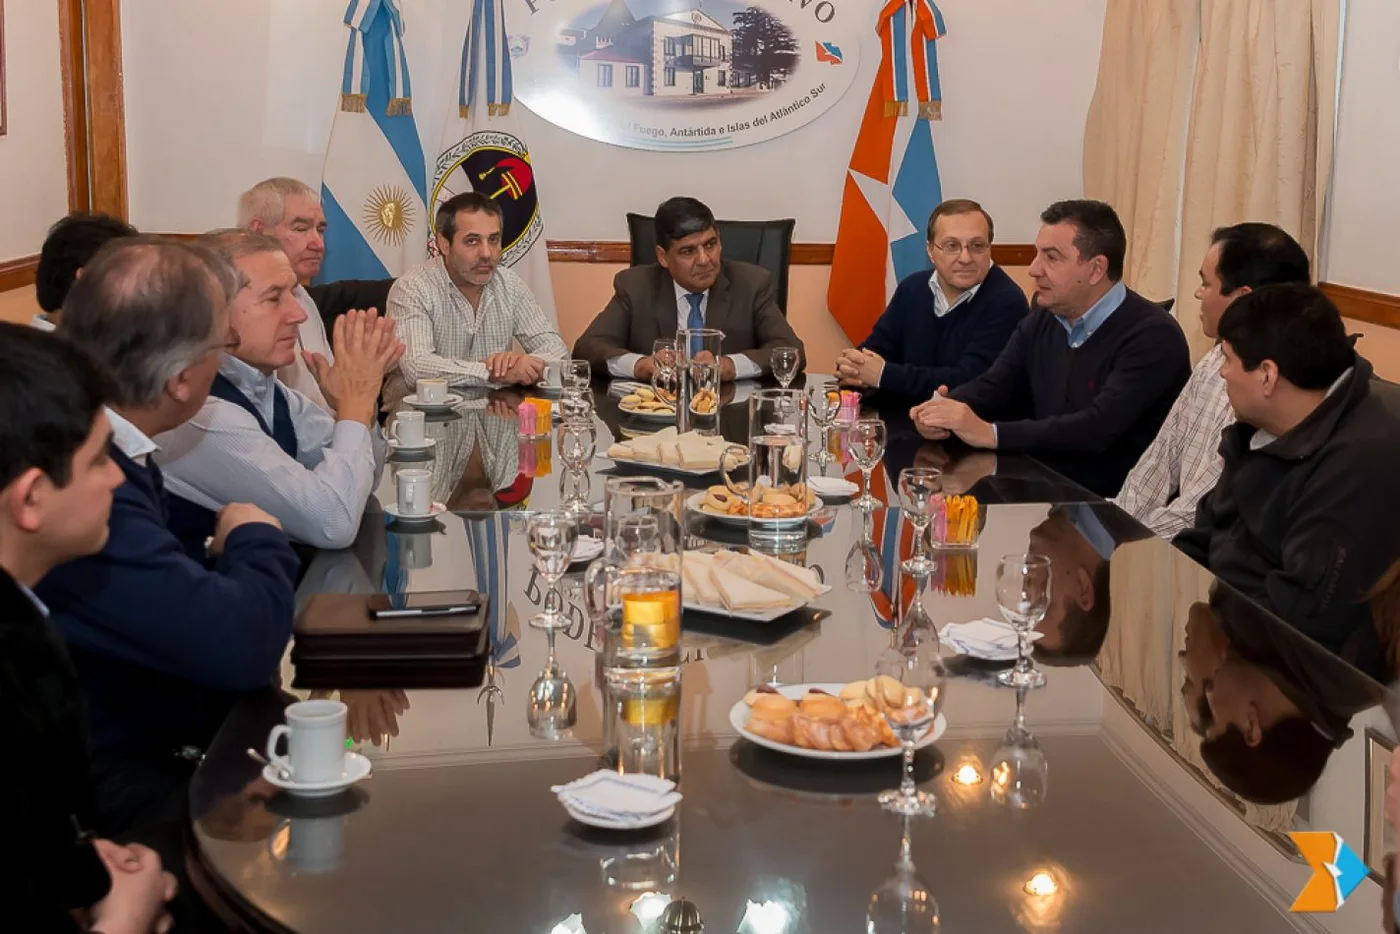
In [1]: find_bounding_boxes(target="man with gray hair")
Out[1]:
[239,177,394,410]
[35,237,299,838]
[156,229,401,552]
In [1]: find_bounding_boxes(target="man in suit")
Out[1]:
[39,238,300,839]
[574,196,805,381]
[0,324,177,932]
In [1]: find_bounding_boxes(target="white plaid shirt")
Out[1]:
[1114,344,1232,538]
[388,257,567,395]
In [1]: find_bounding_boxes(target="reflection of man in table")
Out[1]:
[573,197,804,381]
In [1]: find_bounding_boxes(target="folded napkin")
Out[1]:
[571,537,604,562]
[552,770,681,820]
[942,618,1044,659]
[808,476,859,498]
[608,380,646,398]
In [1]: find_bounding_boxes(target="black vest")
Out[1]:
[166,373,299,560]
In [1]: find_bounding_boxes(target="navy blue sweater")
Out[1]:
[36,446,299,753]
[860,264,1028,400]
[951,289,1191,497]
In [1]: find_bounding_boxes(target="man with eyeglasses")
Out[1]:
[837,199,1027,400]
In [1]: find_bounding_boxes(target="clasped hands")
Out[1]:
[836,348,885,388]
[484,350,547,385]
[305,308,405,425]
[909,385,997,449]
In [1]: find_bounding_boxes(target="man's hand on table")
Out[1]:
[488,353,547,386]
[910,385,995,448]
[689,350,736,382]
[836,348,884,388]
[633,355,658,381]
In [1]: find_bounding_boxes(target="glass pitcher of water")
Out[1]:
[719,388,811,552]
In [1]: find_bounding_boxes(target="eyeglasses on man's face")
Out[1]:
[931,240,991,257]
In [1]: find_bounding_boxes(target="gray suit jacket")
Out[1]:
[573,260,805,377]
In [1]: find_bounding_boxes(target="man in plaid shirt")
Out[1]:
[386,192,567,406]
[1114,224,1310,537]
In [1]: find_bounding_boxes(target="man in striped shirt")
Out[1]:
[1114,224,1310,537]
[386,192,567,406]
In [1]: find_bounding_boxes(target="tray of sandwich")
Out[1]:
[634,549,829,622]
[604,427,744,475]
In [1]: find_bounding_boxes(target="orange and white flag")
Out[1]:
[828,0,947,345]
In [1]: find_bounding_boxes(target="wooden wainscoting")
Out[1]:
[0,256,38,292]
[1320,283,1400,330]
[545,242,1035,266]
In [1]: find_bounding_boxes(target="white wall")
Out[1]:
[1323,0,1400,291]
[0,0,69,261]
[120,0,1105,242]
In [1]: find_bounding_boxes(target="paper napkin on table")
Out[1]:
[552,770,681,820]
[941,618,1045,659]
[808,476,859,498]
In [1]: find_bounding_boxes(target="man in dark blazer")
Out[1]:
[574,196,804,381]
[0,325,177,932]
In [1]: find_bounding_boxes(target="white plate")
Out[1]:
[388,437,437,454]
[404,392,464,411]
[571,537,605,563]
[563,801,676,831]
[605,454,726,477]
[728,682,947,761]
[686,491,821,527]
[618,401,677,422]
[263,751,372,798]
[384,501,447,523]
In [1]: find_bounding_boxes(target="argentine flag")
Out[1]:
[318,0,429,282]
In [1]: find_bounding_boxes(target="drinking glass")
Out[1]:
[869,640,946,816]
[527,511,578,631]
[559,386,595,424]
[989,685,1048,810]
[650,339,679,406]
[557,468,592,524]
[846,510,883,593]
[556,420,596,471]
[866,815,940,933]
[808,381,842,470]
[995,554,1052,689]
[849,418,887,510]
[898,468,943,577]
[563,358,592,393]
[771,345,800,389]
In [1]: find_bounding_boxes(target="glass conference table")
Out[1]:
[185,376,1396,933]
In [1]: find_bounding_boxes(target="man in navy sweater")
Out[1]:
[837,199,1027,401]
[37,238,300,839]
[912,200,1191,496]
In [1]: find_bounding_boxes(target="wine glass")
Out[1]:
[867,815,940,933]
[869,640,946,816]
[563,358,592,393]
[989,685,1048,810]
[770,345,800,389]
[808,381,841,470]
[559,386,595,424]
[845,510,883,593]
[995,554,1052,690]
[651,338,678,405]
[527,511,578,631]
[898,468,942,577]
[616,514,661,563]
[556,420,596,471]
[849,418,887,510]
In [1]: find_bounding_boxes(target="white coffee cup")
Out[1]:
[271,816,345,875]
[391,410,427,446]
[395,468,433,517]
[402,531,433,569]
[416,378,449,404]
[540,362,562,390]
[265,699,348,784]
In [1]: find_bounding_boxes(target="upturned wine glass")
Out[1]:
[563,358,592,393]
[989,685,1048,810]
[849,418,887,510]
[845,509,883,593]
[556,420,596,472]
[867,814,940,933]
[898,468,943,577]
[869,640,946,816]
[771,345,800,389]
[995,553,1052,689]
[527,511,578,631]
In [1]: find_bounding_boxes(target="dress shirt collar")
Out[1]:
[674,279,708,308]
[1057,280,1127,348]
[219,355,281,420]
[16,579,49,618]
[1064,504,1116,561]
[105,406,159,464]
[1248,366,1355,451]
[927,270,985,318]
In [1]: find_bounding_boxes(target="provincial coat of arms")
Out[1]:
[429,131,543,266]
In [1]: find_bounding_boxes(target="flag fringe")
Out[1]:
[488,103,511,117]
[883,100,908,118]
[919,100,942,121]
[387,97,413,116]
[459,105,471,119]
[340,92,368,113]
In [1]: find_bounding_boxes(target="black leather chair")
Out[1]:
[625,213,796,315]
[1371,375,1400,420]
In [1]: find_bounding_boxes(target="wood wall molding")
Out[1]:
[0,256,39,292]
[80,0,128,219]
[57,0,91,212]
[1320,282,1400,330]
[544,241,1034,267]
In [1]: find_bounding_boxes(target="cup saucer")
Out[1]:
[388,437,437,453]
[384,501,447,523]
[264,751,372,798]
[404,392,464,411]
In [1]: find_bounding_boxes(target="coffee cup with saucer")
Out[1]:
[264,700,373,797]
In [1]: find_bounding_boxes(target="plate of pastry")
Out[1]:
[730,680,946,761]
[687,484,820,527]
[630,549,829,622]
[605,427,744,476]
[617,385,677,421]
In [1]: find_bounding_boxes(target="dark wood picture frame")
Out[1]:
[1,0,8,136]
[1365,727,1397,883]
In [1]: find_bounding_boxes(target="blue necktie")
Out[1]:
[685,292,704,357]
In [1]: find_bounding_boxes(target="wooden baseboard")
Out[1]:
[0,255,38,292]
[1320,282,1400,329]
